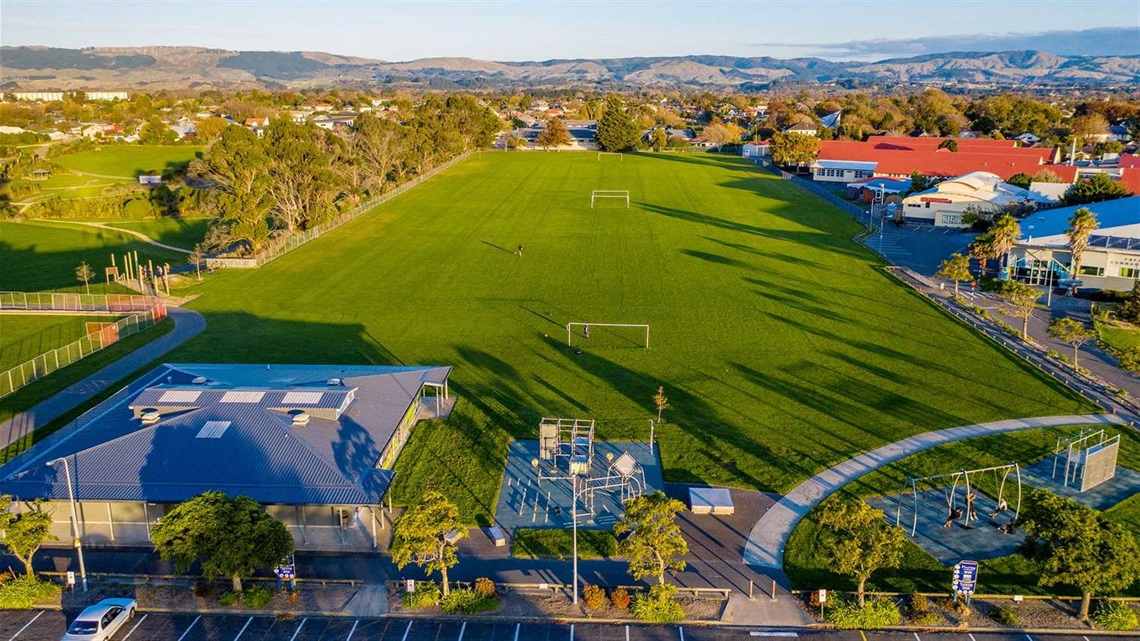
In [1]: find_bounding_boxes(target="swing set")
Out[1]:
[896,463,1022,536]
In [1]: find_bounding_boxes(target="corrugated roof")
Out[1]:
[817,138,1059,180]
[0,363,450,506]
[1018,196,1140,245]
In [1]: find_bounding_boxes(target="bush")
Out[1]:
[990,605,1018,626]
[610,587,631,610]
[218,591,240,607]
[193,581,213,598]
[473,577,496,598]
[1094,601,1139,631]
[630,584,685,623]
[0,575,60,608]
[401,582,441,609]
[439,588,500,614]
[907,592,929,616]
[826,598,901,630]
[582,584,607,610]
[242,585,274,608]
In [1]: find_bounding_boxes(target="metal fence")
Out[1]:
[758,160,872,225]
[0,291,161,313]
[207,150,477,270]
[0,296,167,398]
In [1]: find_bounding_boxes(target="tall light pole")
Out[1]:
[46,458,86,592]
[571,474,580,605]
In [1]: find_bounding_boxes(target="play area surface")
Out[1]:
[1020,454,1140,511]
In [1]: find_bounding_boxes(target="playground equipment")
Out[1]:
[896,463,1022,536]
[538,417,595,474]
[1052,429,1120,492]
[533,416,645,517]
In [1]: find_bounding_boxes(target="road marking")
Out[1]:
[914,634,921,641]
[289,618,308,641]
[679,626,685,641]
[8,611,43,640]
[570,623,575,641]
[458,621,467,641]
[626,625,630,641]
[858,633,867,641]
[749,633,798,638]
[968,635,976,641]
[401,620,413,641]
[345,620,359,641]
[514,623,520,641]
[123,614,149,640]
[234,617,254,641]
[1025,636,1035,641]
[177,616,201,641]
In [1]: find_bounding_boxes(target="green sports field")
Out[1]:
[172,152,1093,522]
[53,145,203,178]
[0,314,119,371]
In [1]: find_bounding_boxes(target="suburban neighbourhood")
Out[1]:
[1,2,1140,639]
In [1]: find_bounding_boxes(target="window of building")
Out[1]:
[1078,265,1104,277]
[941,214,962,225]
[1121,267,1140,279]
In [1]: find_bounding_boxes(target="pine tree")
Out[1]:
[596,97,639,152]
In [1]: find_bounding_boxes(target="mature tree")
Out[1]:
[199,125,273,253]
[1062,174,1129,206]
[1047,317,1096,367]
[817,498,904,607]
[75,261,94,294]
[138,116,177,145]
[936,253,972,297]
[352,113,407,195]
[969,234,998,277]
[596,97,640,152]
[262,120,342,232]
[1119,347,1140,374]
[703,122,743,152]
[999,280,1041,338]
[1065,207,1099,277]
[769,131,820,168]
[909,172,933,193]
[937,139,958,152]
[1020,489,1140,620]
[1117,281,1140,325]
[988,214,1022,272]
[536,117,572,150]
[1007,173,1032,189]
[194,117,230,143]
[615,491,687,586]
[0,496,56,577]
[1031,169,1066,183]
[151,491,293,593]
[1069,113,1110,144]
[391,491,466,596]
[649,128,668,152]
[653,386,669,423]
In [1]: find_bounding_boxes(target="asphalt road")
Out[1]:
[0,610,1129,641]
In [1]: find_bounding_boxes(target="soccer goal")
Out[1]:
[567,322,650,349]
[598,152,623,161]
[591,190,630,208]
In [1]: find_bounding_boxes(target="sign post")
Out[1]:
[953,560,979,605]
[275,554,296,592]
[818,588,827,620]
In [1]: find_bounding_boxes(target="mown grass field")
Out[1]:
[104,218,210,250]
[170,152,1093,523]
[1100,323,1140,352]
[52,145,203,178]
[786,425,1140,594]
[0,221,185,291]
[0,313,119,370]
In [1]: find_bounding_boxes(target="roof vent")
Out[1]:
[290,410,311,427]
[140,409,161,425]
[327,378,342,386]
[191,376,207,385]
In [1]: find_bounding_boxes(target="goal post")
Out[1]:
[597,152,623,161]
[567,322,650,348]
[591,190,630,208]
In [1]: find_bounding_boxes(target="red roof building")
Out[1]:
[811,136,1062,183]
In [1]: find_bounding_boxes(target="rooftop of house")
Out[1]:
[1018,196,1140,245]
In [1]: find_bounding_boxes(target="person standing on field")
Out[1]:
[517,244,524,257]
[584,324,590,340]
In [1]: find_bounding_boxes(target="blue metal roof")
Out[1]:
[1019,196,1140,241]
[0,363,451,506]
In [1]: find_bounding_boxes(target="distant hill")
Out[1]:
[1,45,1137,91]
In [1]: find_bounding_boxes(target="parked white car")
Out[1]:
[61,598,137,641]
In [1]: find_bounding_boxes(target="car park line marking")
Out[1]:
[401,620,413,641]
[234,616,254,641]
[570,623,574,641]
[914,634,921,641]
[749,633,797,638]
[458,621,467,641]
[678,626,685,641]
[513,623,520,641]
[1025,636,1035,641]
[123,614,149,640]
[289,618,308,641]
[177,615,201,641]
[858,633,867,641]
[626,626,630,641]
[8,611,42,640]
[968,635,976,641]
[345,620,359,641]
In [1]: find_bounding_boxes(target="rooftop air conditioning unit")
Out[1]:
[290,411,311,427]
[140,409,161,425]
[327,378,342,386]
[191,377,207,385]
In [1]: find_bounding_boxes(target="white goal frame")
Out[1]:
[566,322,650,348]
[591,190,630,208]
[598,152,623,161]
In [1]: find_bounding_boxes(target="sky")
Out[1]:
[2,0,1138,62]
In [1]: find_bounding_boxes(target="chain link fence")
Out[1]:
[0,293,167,398]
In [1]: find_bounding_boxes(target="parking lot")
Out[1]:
[0,610,1125,641]
[866,223,976,276]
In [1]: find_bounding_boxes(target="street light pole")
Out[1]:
[572,474,579,605]
[47,458,86,592]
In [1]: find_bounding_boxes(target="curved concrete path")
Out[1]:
[743,413,1127,570]
[0,307,205,451]
[38,219,192,253]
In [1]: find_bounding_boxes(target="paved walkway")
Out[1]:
[742,413,1126,570]
[39,219,192,253]
[0,307,205,451]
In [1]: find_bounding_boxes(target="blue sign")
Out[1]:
[276,565,295,579]
[953,560,978,594]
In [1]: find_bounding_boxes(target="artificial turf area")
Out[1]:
[166,151,1094,523]
[52,145,203,178]
[0,221,185,291]
[785,424,1140,595]
[0,313,119,370]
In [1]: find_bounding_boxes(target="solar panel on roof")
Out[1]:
[196,421,231,438]
[220,391,266,403]
[282,392,323,405]
[159,390,202,403]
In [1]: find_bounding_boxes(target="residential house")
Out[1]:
[784,121,819,137]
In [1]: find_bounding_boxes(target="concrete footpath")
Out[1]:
[743,413,1126,570]
[0,307,205,451]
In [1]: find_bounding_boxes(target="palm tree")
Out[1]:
[988,214,1022,274]
[969,234,997,277]
[1066,207,1099,278]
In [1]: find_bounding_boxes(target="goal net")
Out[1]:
[591,190,630,208]
[597,152,623,161]
[567,323,650,349]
